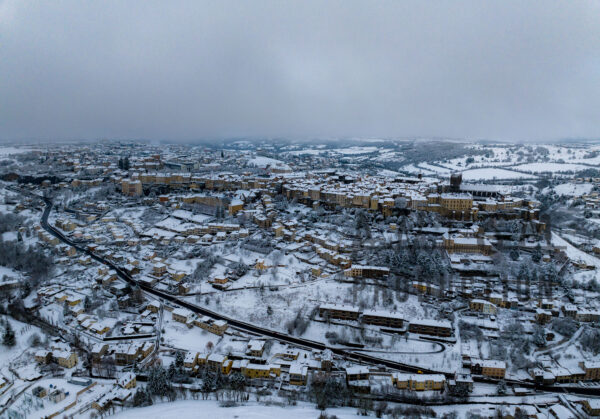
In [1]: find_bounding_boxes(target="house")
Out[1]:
[411,281,441,297]
[447,373,474,394]
[140,342,155,360]
[481,360,506,379]
[207,354,231,374]
[49,389,67,403]
[289,363,308,385]
[548,404,576,419]
[92,388,133,412]
[443,233,492,255]
[34,349,52,364]
[69,377,92,386]
[580,361,600,381]
[91,343,109,360]
[469,299,497,315]
[408,319,452,337]
[319,304,360,321]
[562,304,577,318]
[242,363,281,379]
[90,320,113,335]
[344,265,390,279]
[535,308,552,325]
[549,366,579,384]
[172,308,194,325]
[184,352,199,370]
[32,386,47,398]
[393,373,446,391]
[178,282,191,295]
[580,399,600,417]
[361,310,404,328]
[117,372,137,389]
[138,276,158,287]
[115,343,140,365]
[146,300,161,313]
[54,350,78,368]
[210,276,230,289]
[319,349,333,371]
[247,340,266,357]
[194,317,229,336]
[345,366,370,382]
[153,263,167,276]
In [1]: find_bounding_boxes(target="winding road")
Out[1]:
[34,195,600,396]
[39,198,442,375]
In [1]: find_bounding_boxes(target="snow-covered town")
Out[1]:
[0,140,598,418]
[3,1,600,418]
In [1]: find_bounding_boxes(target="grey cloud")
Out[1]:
[1,0,599,142]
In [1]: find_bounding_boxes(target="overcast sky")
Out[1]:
[1,1,599,142]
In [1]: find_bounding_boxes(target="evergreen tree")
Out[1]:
[21,281,31,298]
[496,380,507,395]
[509,249,520,261]
[175,351,184,368]
[147,365,172,397]
[168,362,176,380]
[532,243,542,263]
[133,386,153,407]
[145,388,154,405]
[133,387,146,407]
[3,322,15,347]
[532,325,546,347]
[228,372,246,391]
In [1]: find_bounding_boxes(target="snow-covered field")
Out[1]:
[400,164,436,175]
[552,232,600,283]
[247,156,291,170]
[552,183,593,197]
[418,163,452,175]
[287,148,327,156]
[0,146,40,156]
[510,162,591,173]
[0,317,43,372]
[331,146,381,155]
[460,168,537,181]
[112,400,360,419]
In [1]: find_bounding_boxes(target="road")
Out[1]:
[36,196,600,396]
[39,198,441,375]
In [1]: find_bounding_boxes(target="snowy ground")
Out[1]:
[552,183,593,197]
[509,162,592,174]
[330,146,382,155]
[109,395,568,419]
[400,164,436,176]
[460,168,537,181]
[111,400,362,419]
[397,143,600,180]
[0,316,45,372]
[247,156,291,171]
[552,232,600,283]
[162,312,219,352]
[0,146,40,156]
